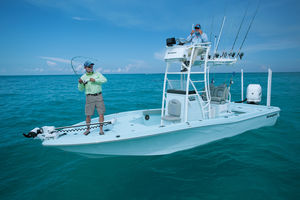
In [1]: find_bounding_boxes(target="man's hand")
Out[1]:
[90,78,95,82]
[79,79,83,84]
[190,30,195,35]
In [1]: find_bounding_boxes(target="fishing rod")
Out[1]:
[71,56,100,85]
[214,16,226,54]
[70,56,81,78]
[70,56,99,78]
[230,2,249,52]
[55,121,112,130]
[209,17,214,42]
[237,0,261,55]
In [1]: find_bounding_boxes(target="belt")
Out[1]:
[87,92,102,96]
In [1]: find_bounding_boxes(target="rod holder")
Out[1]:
[267,68,272,106]
[241,69,244,101]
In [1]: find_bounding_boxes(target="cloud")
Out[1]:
[154,49,166,60]
[95,67,103,73]
[40,56,71,64]
[244,39,300,52]
[72,16,93,21]
[34,56,74,74]
[24,0,209,30]
[102,11,143,27]
[260,65,268,71]
[38,56,149,74]
[103,69,111,73]
[123,59,147,72]
[46,60,57,66]
[34,67,44,72]
[97,59,148,73]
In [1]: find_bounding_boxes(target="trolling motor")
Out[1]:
[23,126,56,139]
[23,127,43,138]
[23,120,116,140]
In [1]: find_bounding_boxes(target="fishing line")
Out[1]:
[237,0,261,55]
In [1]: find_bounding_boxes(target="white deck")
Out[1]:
[42,103,280,156]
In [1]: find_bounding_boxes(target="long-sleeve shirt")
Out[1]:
[187,32,208,44]
[78,72,107,95]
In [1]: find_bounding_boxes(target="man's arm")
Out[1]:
[201,33,208,43]
[78,82,85,91]
[94,73,107,84]
[186,30,195,43]
[187,34,193,43]
[78,75,85,91]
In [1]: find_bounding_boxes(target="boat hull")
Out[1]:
[54,111,279,156]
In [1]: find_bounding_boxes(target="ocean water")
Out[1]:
[0,73,299,200]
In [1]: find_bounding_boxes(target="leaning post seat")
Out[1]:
[210,84,229,104]
[162,99,181,121]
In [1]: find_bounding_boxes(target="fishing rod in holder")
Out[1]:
[231,2,249,52]
[236,0,261,56]
[210,1,260,61]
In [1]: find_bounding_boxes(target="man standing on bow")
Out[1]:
[78,60,107,135]
[187,24,208,44]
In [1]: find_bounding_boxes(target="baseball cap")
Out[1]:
[194,24,201,29]
[84,60,94,67]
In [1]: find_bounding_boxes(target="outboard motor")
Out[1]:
[247,84,262,104]
[166,37,176,47]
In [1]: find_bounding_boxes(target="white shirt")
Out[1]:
[187,32,208,44]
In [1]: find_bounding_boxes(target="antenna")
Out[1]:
[214,16,226,54]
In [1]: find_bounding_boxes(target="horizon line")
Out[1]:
[0,71,300,76]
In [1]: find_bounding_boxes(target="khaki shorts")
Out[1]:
[85,93,105,116]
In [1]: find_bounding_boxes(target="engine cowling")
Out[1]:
[247,84,262,104]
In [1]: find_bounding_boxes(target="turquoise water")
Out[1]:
[0,73,299,200]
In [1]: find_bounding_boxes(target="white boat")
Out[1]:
[25,41,280,157]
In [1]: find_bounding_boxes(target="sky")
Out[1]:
[0,0,299,75]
